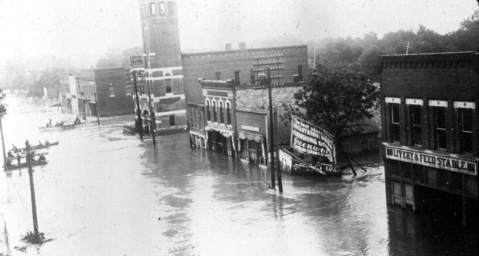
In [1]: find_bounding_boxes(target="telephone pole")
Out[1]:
[132,71,143,140]
[267,67,276,189]
[26,153,40,242]
[0,117,6,168]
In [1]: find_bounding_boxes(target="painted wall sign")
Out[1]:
[385,146,477,176]
[241,125,259,132]
[291,116,336,163]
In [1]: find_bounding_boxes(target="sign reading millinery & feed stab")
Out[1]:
[385,145,477,176]
[291,116,336,164]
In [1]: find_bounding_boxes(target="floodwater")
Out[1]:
[0,93,477,256]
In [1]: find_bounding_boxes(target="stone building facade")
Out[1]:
[380,51,478,226]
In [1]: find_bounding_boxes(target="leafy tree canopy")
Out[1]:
[283,65,379,139]
[0,89,7,117]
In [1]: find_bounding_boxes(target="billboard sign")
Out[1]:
[291,116,336,164]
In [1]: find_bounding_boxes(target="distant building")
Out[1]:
[380,52,478,226]
[75,68,134,117]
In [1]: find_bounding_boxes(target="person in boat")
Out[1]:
[12,144,18,153]
[38,140,43,147]
[25,140,31,151]
[45,139,50,146]
[5,159,12,167]
[7,150,14,158]
[37,154,46,162]
[49,118,52,127]
[16,153,21,165]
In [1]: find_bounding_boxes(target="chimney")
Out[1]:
[239,42,246,50]
[225,43,232,51]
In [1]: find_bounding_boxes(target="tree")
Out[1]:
[358,45,384,81]
[96,46,144,68]
[283,65,379,139]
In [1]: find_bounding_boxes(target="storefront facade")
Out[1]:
[380,52,478,226]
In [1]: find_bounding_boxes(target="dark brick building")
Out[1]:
[380,52,478,226]
[78,68,134,117]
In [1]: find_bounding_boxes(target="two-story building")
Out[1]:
[380,51,478,226]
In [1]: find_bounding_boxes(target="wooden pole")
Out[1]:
[146,78,156,145]
[267,67,275,189]
[94,92,101,126]
[27,153,40,241]
[274,108,283,193]
[133,71,143,140]
[0,117,6,168]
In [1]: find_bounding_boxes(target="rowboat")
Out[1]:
[7,152,49,160]
[15,141,59,152]
[3,160,48,171]
[39,123,80,131]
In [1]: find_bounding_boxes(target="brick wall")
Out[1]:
[182,45,309,104]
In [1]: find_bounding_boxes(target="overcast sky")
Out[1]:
[0,0,477,68]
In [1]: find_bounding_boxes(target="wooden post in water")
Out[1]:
[27,153,40,241]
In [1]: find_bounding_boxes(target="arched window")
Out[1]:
[212,100,217,122]
[219,101,224,123]
[206,99,211,121]
[226,102,231,125]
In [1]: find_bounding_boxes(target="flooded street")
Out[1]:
[1,94,477,256]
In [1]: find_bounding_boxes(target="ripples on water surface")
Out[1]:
[0,94,476,256]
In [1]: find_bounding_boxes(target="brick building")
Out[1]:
[77,68,134,117]
[134,1,308,134]
[188,78,301,167]
[380,52,478,226]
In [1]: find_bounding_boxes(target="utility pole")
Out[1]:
[143,52,156,146]
[132,71,143,140]
[274,108,283,193]
[94,91,101,126]
[26,153,40,242]
[76,73,86,121]
[267,67,275,189]
[0,117,6,168]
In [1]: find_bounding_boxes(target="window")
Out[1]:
[216,72,221,80]
[459,108,473,153]
[298,65,303,81]
[219,102,224,123]
[226,102,231,125]
[109,86,115,97]
[150,3,156,16]
[250,70,255,85]
[213,101,217,122]
[390,104,400,142]
[159,2,166,15]
[168,1,174,15]
[234,70,240,85]
[433,107,447,150]
[126,84,133,95]
[410,104,422,146]
[169,114,175,126]
[206,100,211,121]
[165,79,172,93]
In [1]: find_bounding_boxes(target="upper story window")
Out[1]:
[206,100,211,121]
[455,101,475,154]
[219,101,224,123]
[234,71,240,85]
[169,114,175,126]
[250,70,255,85]
[165,79,172,93]
[298,65,303,81]
[159,2,166,15]
[150,3,156,16]
[385,97,401,143]
[226,102,231,125]
[429,100,448,150]
[407,99,423,146]
[109,86,115,97]
[216,72,221,81]
[212,100,217,122]
[168,1,175,15]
